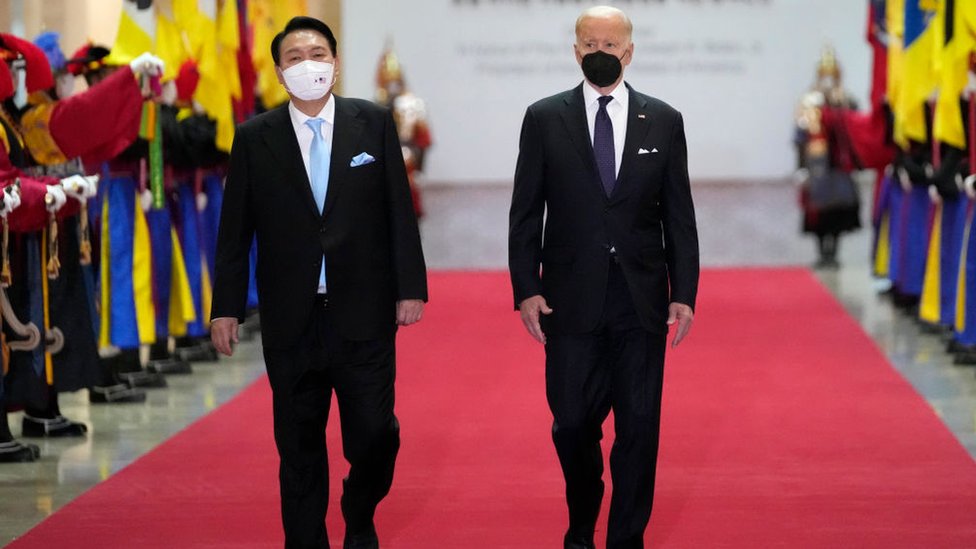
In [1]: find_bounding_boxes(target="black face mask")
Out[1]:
[581,50,623,88]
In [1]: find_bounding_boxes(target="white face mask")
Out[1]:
[281,59,335,101]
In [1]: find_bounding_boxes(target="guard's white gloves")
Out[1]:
[0,187,20,217]
[965,174,976,200]
[129,52,165,77]
[61,174,99,202]
[45,184,67,212]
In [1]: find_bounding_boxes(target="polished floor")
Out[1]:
[2,179,976,545]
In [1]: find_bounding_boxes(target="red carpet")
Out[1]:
[8,269,976,548]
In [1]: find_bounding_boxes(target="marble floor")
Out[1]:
[2,179,975,545]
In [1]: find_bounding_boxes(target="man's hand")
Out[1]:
[667,302,694,348]
[211,317,239,356]
[397,299,424,326]
[519,295,552,344]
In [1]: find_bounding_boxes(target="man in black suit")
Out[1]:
[210,16,427,549]
[508,6,699,549]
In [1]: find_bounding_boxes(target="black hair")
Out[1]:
[271,16,338,66]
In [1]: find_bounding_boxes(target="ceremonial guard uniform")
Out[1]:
[67,44,172,392]
[375,46,432,219]
[794,48,862,269]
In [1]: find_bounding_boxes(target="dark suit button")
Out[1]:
[319,226,326,234]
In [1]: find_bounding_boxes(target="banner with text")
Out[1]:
[342,0,869,183]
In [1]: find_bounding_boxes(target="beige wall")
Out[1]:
[308,0,342,38]
[0,0,123,56]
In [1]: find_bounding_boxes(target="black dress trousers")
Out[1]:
[545,258,667,549]
[263,299,399,549]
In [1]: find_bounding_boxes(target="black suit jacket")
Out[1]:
[211,97,427,348]
[509,83,699,335]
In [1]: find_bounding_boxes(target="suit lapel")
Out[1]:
[322,96,365,219]
[261,104,320,219]
[611,86,653,204]
[559,85,605,201]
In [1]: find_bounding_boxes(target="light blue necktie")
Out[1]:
[305,117,330,291]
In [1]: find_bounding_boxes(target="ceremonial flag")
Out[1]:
[234,0,257,121]
[846,1,898,174]
[894,0,938,148]
[933,0,975,149]
[887,0,905,133]
[155,0,191,82]
[217,0,242,102]
[868,0,889,112]
[105,0,156,66]
[215,0,242,147]
[178,0,237,152]
[249,0,307,109]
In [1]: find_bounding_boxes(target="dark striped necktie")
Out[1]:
[594,95,615,197]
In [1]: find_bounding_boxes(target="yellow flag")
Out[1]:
[249,0,308,109]
[105,0,156,66]
[934,0,975,148]
[155,2,191,82]
[177,0,236,152]
[894,0,938,148]
[887,0,905,126]
[217,0,242,101]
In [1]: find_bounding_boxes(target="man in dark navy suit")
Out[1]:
[211,16,427,549]
[508,6,699,548]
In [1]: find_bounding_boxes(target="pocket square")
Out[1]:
[350,152,375,167]
[638,148,651,155]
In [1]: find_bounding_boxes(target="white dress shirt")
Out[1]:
[288,96,336,184]
[583,80,628,178]
[288,97,335,294]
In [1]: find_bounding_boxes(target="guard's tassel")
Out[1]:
[46,214,60,280]
[1,217,10,288]
[1,332,8,375]
[149,102,164,210]
[78,202,91,265]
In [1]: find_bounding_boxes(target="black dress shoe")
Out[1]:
[917,320,946,335]
[175,343,219,363]
[564,532,596,549]
[0,440,38,462]
[955,350,976,366]
[118,370,168,389]
[21,415,88,437]
[344,526,379,549]
[146,357,193,375]
[89,383,147,403]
